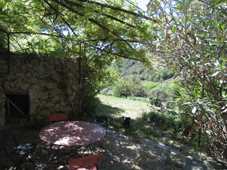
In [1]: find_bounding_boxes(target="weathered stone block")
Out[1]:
[67,73,75,78]
[52,72,63,82]
[20,83,30,91]
[26,72,32,77]
[25,77,42,84]
[47,83,57,90]
[3,82,10,90]
[28,85,41,93]
[15,73,24,78]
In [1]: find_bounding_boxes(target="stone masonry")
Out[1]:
[0,53,83,127]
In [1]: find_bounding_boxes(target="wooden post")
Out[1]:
[7,98,11,122]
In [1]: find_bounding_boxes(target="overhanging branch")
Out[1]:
[84,42,145,62]
[51,0,136,50]
[9,31,63,37]
[43,0,78,38]
[68,0,158,23]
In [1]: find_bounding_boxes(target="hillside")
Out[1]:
[114,59,175,82]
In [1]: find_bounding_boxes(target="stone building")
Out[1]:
[0,53,83,127]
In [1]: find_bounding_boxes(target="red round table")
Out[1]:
[39,121,106,147]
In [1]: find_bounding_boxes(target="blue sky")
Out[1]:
[138,0,150,10]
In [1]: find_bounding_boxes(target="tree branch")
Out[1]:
[71,0,158,23]
[51,0,136,51]
[43,0,78,38]
[83,42,145,62]
[200,0,227,15]
[8,31,63,37]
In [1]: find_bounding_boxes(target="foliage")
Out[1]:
[0,32,7,52]
[98,67,121,90]
[147,82,179,101]
[108,75,181,103]
[169,83,181,93]
[0,0,154,61]
[147,0,227,158]
[115,59,175,82]
[148,88,169,101]
[142,81,157,91]
[112,77,134,97]
[143,110,182,132]
[112,77,147,97]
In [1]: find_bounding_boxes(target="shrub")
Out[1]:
[112,78,133,97]
[112,77,147,97]
[166,102,176,109]
[131,84,147,97]
[142,81,157,91]
[148,88,169,101]
[169,83,181,93]
[145,110,182,132]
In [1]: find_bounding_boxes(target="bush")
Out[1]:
[166,102,176,109]
[169,83,181,93]
[112,78,132,97]
[142,81,157,91]
[112,77,147,97]
[148,88,169,101]
[131,84,147,97]
[146,111,182,132]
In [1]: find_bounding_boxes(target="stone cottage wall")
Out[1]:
[0,53,82,127]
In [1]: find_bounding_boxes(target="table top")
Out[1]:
[39,121,106,147]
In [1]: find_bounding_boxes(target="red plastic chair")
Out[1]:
[49,114,68,150]
[49,113,68,124]
[68,154,103,170]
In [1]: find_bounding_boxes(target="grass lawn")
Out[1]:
[96,94,150,119]
[96,94,194,151]
[95,94,201,169]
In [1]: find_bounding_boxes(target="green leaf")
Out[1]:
[220,37,225,45]
[189,18,194,23]
[221,24,225,31]
[222,60,226,67]
[215,2,227,7]
[194,87,199,99]
[172,26,176,33]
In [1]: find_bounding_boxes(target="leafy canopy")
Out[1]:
[0,0,157,64]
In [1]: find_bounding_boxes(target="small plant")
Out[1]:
[166,102,176,109]
[146,110,183,133]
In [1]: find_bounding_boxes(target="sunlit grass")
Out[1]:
[96,94,197,165]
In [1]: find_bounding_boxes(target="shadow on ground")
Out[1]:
[0,124,169,170]
[95,103,125,116]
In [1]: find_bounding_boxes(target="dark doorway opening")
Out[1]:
[5,94,30,124]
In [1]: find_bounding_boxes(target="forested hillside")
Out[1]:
[114,59,175,82]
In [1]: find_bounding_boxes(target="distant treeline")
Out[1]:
[114,59,175,82]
